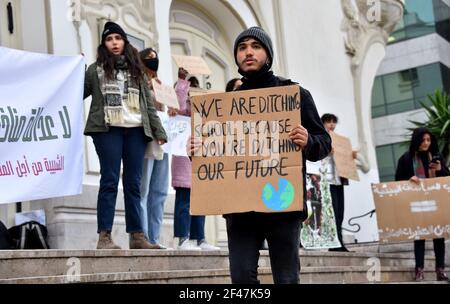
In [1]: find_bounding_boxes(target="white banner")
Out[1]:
[157,112,191,157]
[0,47,85,205]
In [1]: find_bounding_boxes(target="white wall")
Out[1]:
[279,0,356,134]
[348,42,387,243]
[19,0,48,53]
[47,0,80,56]
[279,0,385,242]
[155,0,174,86]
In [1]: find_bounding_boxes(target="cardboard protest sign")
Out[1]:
[151,79,179,109]
[372,177,450,243]
[189,87,223,97]
[190,85,303,215]
[155,112,191,157]
[172,55,212,75]
[330,131,359,181]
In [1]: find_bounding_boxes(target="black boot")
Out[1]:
[415,267,425,282]
[436,268,449,281]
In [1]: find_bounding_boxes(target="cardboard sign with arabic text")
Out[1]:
[372,177,450,242]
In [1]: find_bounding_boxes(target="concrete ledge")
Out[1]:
[2,266,448,284]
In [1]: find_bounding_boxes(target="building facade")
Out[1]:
[0,0,404,248]
[373,0,450,182]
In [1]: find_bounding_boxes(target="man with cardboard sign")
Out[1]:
[188,27,331,284]
[322,116,359,253]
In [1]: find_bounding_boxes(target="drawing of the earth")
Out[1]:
[262,178,295,211]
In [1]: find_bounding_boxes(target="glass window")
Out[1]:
[393,142,409,164]
[376,142,409,182]
[371,77,385,107]
[413,63,443,100]
[386,99,415,114]
[376,145,395,180]
[435,0,450,42]
[382,72,414,104]
[372,105,386,118]
[389,19,406,43]
[371,63,446,118]
[389,0,437,43]
[440,63,450,95]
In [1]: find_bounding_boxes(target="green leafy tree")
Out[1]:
[409,89,450,165]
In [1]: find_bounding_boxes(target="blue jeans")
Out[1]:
[92,127,147,234]
[174,187,205,240]
[139,153,169,243]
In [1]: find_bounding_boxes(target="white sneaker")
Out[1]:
[177,239,201,251]
[198,241,221,251]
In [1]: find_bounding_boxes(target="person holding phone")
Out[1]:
[395,127,450,281]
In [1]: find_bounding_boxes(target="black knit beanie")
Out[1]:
[101,22,128,45]
[234,27,273,69]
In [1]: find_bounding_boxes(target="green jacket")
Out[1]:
[83,63,167,142]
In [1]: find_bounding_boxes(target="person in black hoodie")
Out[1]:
[395,127,450,282]
[225,27,331,284]
[187,27,330,284]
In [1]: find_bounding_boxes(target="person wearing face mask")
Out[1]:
[170,69,221,251]
[136,48,170,249]
[84,22,167,250]
[395,127,450,282]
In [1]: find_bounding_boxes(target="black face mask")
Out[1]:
[143,58,159,72]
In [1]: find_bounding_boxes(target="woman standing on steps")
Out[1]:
[138,47,170,249]
[395,127,450,281]
[83,22,167,250]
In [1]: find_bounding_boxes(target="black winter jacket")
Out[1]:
[395,152,450,181]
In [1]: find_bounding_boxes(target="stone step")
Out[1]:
[1,266,447,284]
[298,266,445,284]
[0,249,437,281]
[377,281,450,284]
[347,240,450,254]
[0,269,233,284]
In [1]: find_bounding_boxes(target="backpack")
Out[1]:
[8,221,50,249]
[0,220,15,250]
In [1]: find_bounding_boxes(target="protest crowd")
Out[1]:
[1,20,449,285]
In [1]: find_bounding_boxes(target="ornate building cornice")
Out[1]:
[76,0,157,51]
[341,0,403,65]
[340,0,404,173]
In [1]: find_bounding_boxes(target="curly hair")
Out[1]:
[409,127,439,156]
[96,42,144,82]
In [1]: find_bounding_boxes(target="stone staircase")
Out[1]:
[0,244,448,284]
